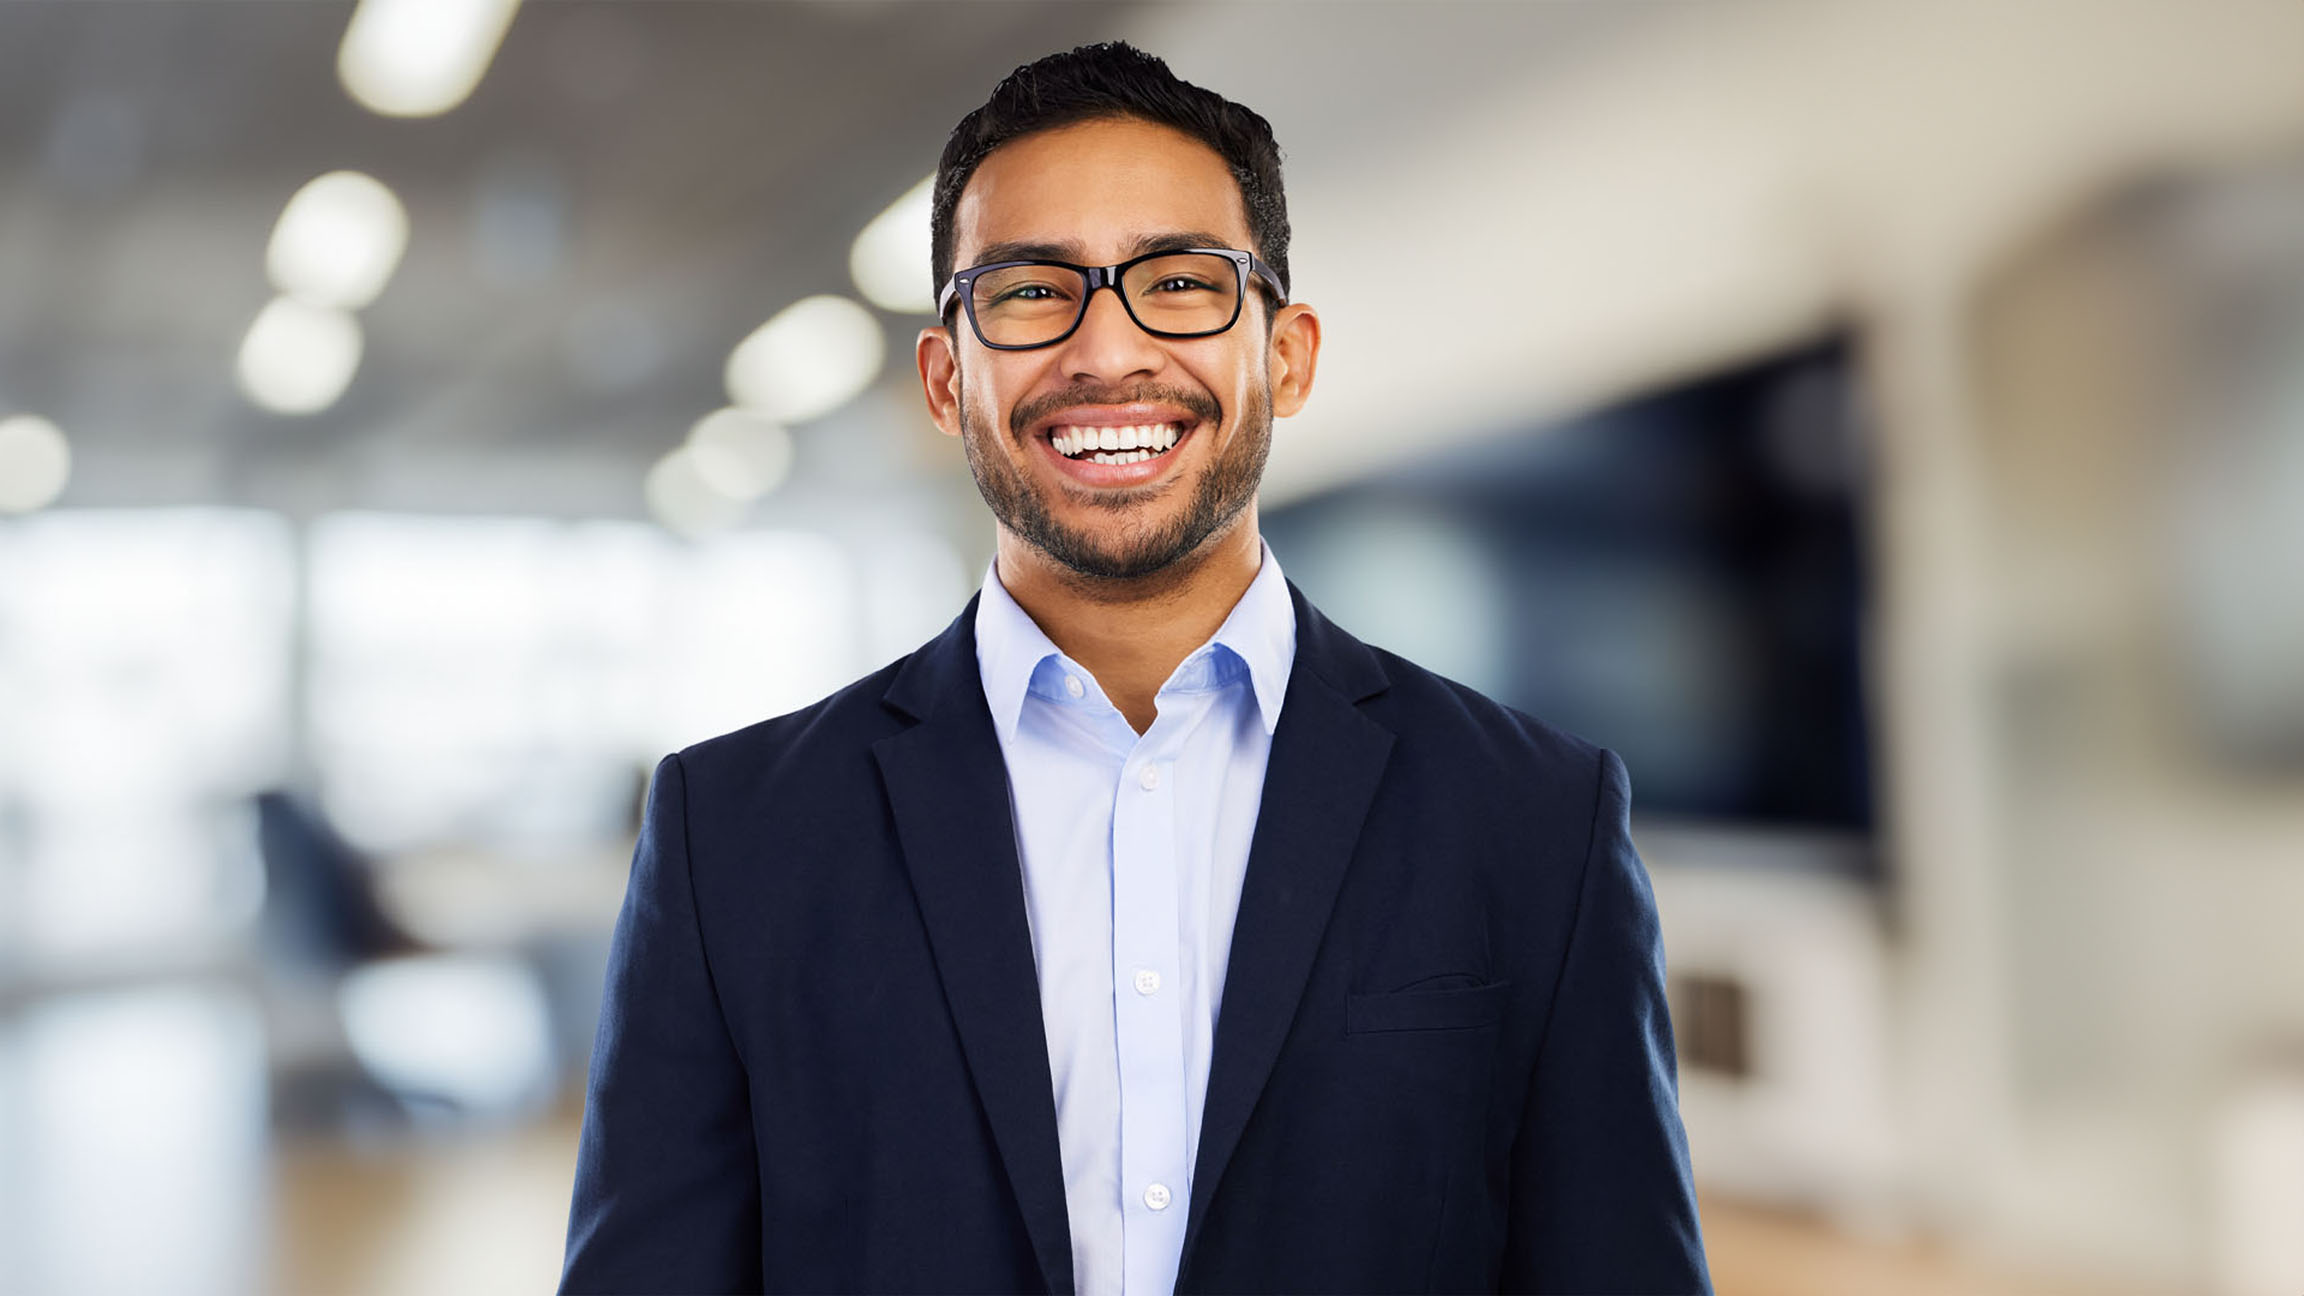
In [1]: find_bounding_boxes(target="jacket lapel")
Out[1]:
[1180,583,1394,1275]
[873,597,1074,1295]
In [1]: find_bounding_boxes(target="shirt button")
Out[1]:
[1064,674,1084,699]
[1138,764,1161,791]
[1143,1182,1172,1211]
[1133,968,1161,996]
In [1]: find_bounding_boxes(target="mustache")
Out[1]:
[1007,383,1222,438]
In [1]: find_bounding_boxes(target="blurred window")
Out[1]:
[0,509,291,961]
[0,507,965,970]
[307,513,872,854]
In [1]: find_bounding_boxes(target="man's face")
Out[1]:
[917,117,1318,584]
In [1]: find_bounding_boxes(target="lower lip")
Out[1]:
[1037,425,1198,487]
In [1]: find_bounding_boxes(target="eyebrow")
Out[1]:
[966,230,1237,267]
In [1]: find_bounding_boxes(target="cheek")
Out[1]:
[1202,353,1266,418]
[1160,344,1231,398]
[960,355,1043,432]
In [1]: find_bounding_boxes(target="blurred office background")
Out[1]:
[3,1,2303,1293]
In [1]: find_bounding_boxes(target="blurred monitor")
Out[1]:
[1267,339,1875,840]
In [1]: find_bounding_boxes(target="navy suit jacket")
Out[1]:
[561,583,1711,1294]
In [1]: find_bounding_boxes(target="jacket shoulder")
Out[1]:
[672,653,911,793]
[1358,643,1606,778]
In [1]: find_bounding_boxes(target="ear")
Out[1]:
[1266,302,1322,418]
[916,325,963,438]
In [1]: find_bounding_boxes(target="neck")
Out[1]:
[994,510,1264,734]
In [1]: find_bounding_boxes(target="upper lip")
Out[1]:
[1030,403,1201,441]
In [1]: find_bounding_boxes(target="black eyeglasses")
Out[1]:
[937,246,1288,351]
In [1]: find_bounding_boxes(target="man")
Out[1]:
[562,42,1710,1295]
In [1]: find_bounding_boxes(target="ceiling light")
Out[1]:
[237,297,364,415]
[0,414,71,513]
[645,446,745,539]
[267,170,409,310]
[338,0,522,118]
[849,174,935,315]
[685,408,793,502]
[724,294,885,424]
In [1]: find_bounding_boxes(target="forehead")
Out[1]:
[952,117,1252,264]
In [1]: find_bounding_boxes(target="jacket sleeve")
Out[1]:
[561,753,763,1293]
[1499,748,1712,1294]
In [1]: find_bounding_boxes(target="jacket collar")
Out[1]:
[873,599,1074,1291]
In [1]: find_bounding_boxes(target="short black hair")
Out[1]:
[931,42,1290,309]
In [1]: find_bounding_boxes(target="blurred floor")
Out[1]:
[1699,1195,2181,1296]
[270,1102,580,1296]
[266,1099,2178,1296]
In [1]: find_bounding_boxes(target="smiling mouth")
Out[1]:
[1047,421,1188,466]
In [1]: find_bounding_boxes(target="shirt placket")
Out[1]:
[1109,709,1192,1296]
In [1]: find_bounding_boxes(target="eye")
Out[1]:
[1148,274,1219,295]
[984,277,1078,307]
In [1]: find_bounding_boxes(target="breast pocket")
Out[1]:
[1346,980,1512,1035]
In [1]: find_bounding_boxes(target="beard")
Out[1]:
[958,370,1271,584]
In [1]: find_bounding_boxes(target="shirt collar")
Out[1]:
[973,540,1297,745]
[974,558,1064,748]
[1206,542,1295,736]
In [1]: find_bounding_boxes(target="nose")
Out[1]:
[1053,281,1165,385]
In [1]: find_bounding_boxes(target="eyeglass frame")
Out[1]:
[936,246,1290,351]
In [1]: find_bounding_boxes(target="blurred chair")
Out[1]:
[254,790,426,972]
[251,790,557,1134]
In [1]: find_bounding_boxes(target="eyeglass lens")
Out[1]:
[969,253,1241,347]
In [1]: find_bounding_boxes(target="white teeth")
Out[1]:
[1054,423,1184,462]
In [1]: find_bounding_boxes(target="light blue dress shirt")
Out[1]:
[973,543,1296,1296]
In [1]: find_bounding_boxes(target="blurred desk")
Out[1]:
[371,841,632,950]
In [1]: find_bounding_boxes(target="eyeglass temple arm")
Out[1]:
[1246,254,1288,305]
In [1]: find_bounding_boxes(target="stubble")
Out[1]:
[958,370,1271,587]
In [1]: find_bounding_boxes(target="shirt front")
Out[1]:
[973,544,1295,1296]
